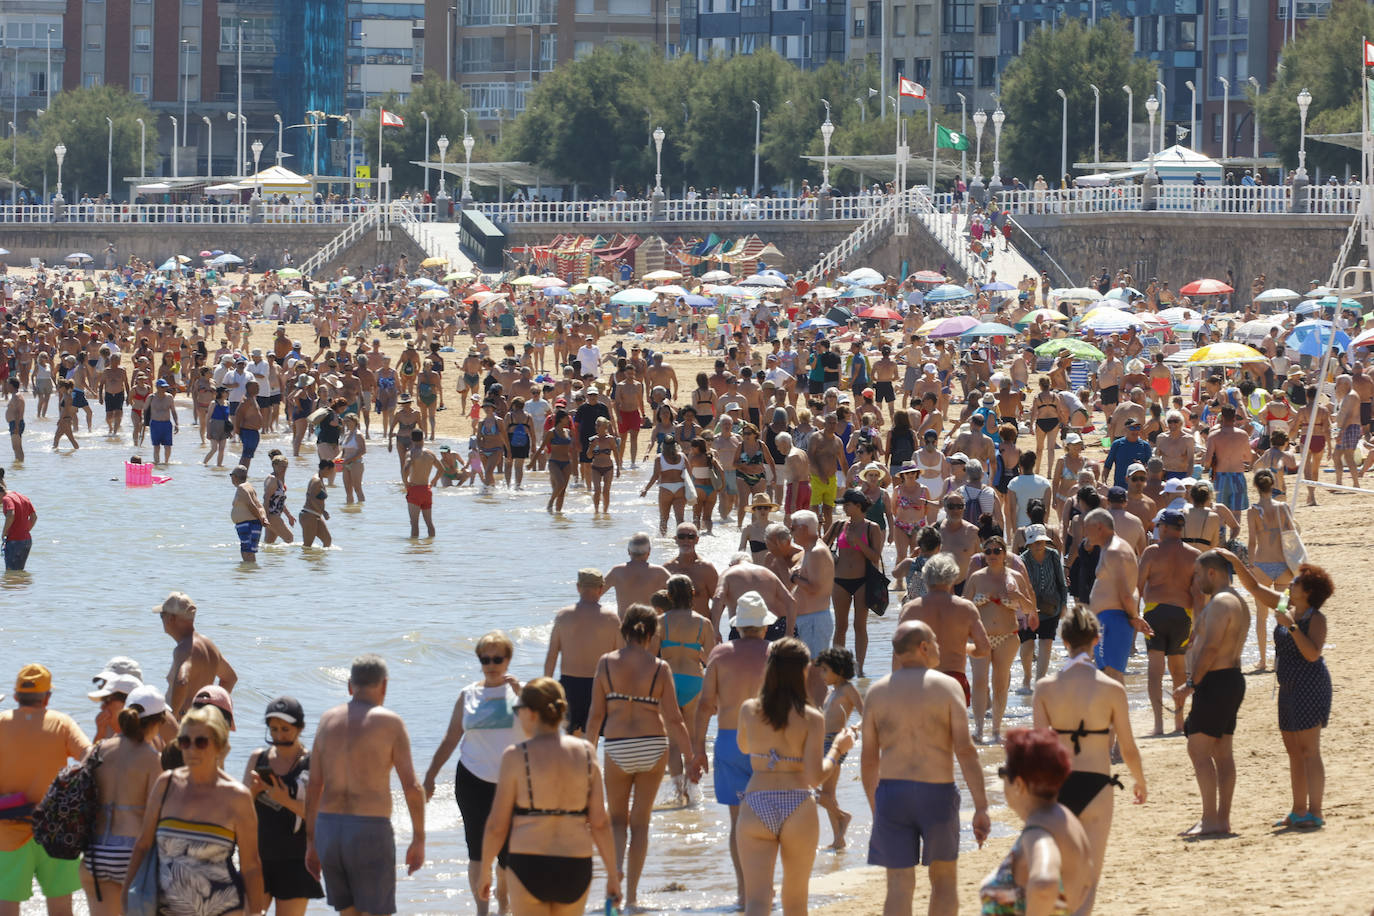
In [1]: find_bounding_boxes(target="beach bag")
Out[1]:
[683,476,698,505]
[31,744,102,861]
[865,561,891,616]
[1280,507,1308,573]
[126,780,172,916]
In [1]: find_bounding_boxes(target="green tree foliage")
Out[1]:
[1253,0,1374,176]
[998,17,1157,184]
[359,75,485,192]
[12,86,158,198]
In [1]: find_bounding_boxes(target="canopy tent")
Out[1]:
[1075,144,1225,185]
[418,160,571,190]
[240,166,312,193]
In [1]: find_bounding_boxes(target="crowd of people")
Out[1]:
[0,249,1347,915]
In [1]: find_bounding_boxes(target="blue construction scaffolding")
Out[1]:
[274,0,347,179]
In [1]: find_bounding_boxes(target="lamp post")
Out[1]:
[1248,76,1260,167]
[1143,93,1159,209]
[1090,84,1100,164]
[652,126,665,197]
[251,139,263,193]
[956,91,967,190]
[1184,80,1196,151]
[236,19,245,179]
[437,133,451,204]
[1122,83,1134,164]
[274,113,283,166]
[819,105,834,194]
[53,141,65,203]
[106,116,113,199]
[971,108,986,201]
[45,27,54,108]
[1056,89,1067,183]
[460,133,473,210]
[1218,75,1230,162]
[135,117,146,178]
[7,121,15,206]
[990,105,1005,195]
[202,115,213,178]
[1145,94,1158,170]
[1156,79,1167,152]
[751,99,761,196]
[447,5,456,83]
[1295,87,1311,177]
[169,116,178,178]
[181,39,190,152]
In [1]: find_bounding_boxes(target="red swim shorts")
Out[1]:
[406,484,433,510]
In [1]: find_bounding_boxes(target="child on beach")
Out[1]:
[815,646,863,850]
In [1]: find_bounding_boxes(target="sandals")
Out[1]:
[1274,811,1325,829]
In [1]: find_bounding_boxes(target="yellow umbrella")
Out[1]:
[642,269,683,282]
[569,282,591,294]
[1186,343,1266,367]
[175,255,191,263]
[420,256,447,268]
[914,317,946,336]
[1021,308,1069,322]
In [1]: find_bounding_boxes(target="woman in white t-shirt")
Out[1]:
[422,631,524,916]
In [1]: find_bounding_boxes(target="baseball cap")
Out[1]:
[193,685,236,730]
[123,684,168,718]
[1162,478,1185,495]
[1158,509,1186,527]
[155,379,169,388]
[14,663,51,695]
[154,592,196,619]
[949,452,969,464]
[923,363,937,374]
[93,656,144,686]
[1024,524,1053,545]
[89,673,143,701]
[264,696,306,729]
[1126,463,1147,477]
[1064,432,1083,445]
[1107,485,1127,503]
[1125,417,1142,429]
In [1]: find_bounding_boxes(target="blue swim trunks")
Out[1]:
[1094,609,1132,673]
[235,519,262,555]
[149,420,173,447]
[1213,471,1249,512]
[712,728,751,807]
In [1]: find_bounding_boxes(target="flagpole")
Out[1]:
[931,127,938,207]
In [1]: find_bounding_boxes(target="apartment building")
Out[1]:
[1,0,65,129]
[679,0,844,73]
[849,0,999,112]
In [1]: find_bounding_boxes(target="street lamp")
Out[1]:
[461,133,474,205]
[1184,80,1197,152]
[1248,76,1261,166]
[106,116,113,199]
[971,108,986,195]
[45,27,54,108]
[1144,94,1159,178]
[7,121,15,205]
[1056,89,1067,182]
[1218,75,1230,162]
[819,112,834,193]
[751,100,761,196]
[1295,87,1311,177]
[202,115,213,178]
[53,142,65,202]
[437,134,450,197]
[420,110,430,197]
[956,91,967,189]
[1122,84,1134,164]
[135,117,146,178]
[1089,84,1100,164]
[274,113,284,166]
[990,106,1005,190]
[1156,79,1167,152]
[181,39,190,152]
[251,138,263,199]
[169,116,178,178]
[652,126,665,197]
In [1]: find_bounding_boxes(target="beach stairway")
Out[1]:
[916,203,1040,286]
[299,204,383,278]
[389,207,477,276]
[802,190,912,285]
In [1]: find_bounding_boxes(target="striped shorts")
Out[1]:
[603,735,669,774]
[84,835,136,884]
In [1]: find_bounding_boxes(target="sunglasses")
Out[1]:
[477,655,508,666]
[676,532,698,540]
[177,735,213,750]
[1130,475,1147,481]
[946,502,965,510]
[985,547,1005,555]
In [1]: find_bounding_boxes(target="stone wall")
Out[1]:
[1011,212,1356,293]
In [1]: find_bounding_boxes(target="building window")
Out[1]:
[913,57,930,84]
[1211,112,1221,143]
[978,55,995,88]
[134,27,151,51]
[540,32,557,69]
[942,0,972,33]
[829,29,845,53]
[574,40,594,59]
[853,13,865,37]
[916,4,931,34]
[29,71,46,96]
[978,3,995,34]
[941,50,972,87]
[85,25,103,50]
[893,5,906,35]
[892,57,904,79]
[1178,18,1196,50]
[1277,0,1331,19]
[868,2,881,34]
[132,75,150,97]
[84,72,103,88]
[181,26,200,53]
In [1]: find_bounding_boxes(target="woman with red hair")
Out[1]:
[980,727,1093,915]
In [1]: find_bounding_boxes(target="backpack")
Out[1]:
[31,744,103,861]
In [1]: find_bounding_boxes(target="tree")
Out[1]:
[997,17,1157,185]
[1253,0,1373,176]
[358,75,483,194]
[13,86,158,199]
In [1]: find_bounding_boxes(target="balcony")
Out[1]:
[462,0,557,27]
[460,57,554,74]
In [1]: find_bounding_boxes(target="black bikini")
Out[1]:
[507,742,595,905]
[1052,719,1123,816]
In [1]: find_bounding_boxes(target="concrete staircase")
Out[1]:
[390,209,476,275]
[298,205,382,278]
[932,210,1041,285]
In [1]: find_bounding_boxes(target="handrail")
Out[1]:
[1005,214,1074,286]
[801,190,907,285]
[1327,213,1362,288]
[300,205,381,277]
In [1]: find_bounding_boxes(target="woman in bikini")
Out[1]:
[1254,429,1299,497]
[733,425,777,528]
[688,436,724,533]
[128,373,152,447]
[1032,605,1146,903]
[1290,386,1331,506]
[639,436,690,536]
[890,464,930,563]
[692,373,716,428]
[262,454,296,545]
[583,605,692,912]
[476,401,510,488]
[479,678,620,915]
[1032,383,1063,469]
[965,535,1036,744]
[416,365,441,438]
[824,489,885,678]
[912,429,950,526]
[675,405,703,446]
[339,414,367,504]
[1051,434,1095,519]
[586,417,618,513]
[533,409,575,513]
[390,394,422,475]
[299,458,332,548]
[735,637,855,916]
[648,404,676,454]
[1246,469,1297,672]
[192,367,216,446]
[654,577,716,802]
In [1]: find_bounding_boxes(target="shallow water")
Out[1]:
[2,412,1259,914]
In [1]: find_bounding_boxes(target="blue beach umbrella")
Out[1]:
[1286,320,1350,356]
[798,316,838,330]
[925,284,973,302]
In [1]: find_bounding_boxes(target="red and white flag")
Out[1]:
[899,77,926,100]
[1365,38,1374,66]
[380,109,405,127]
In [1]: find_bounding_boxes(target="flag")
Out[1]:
[898,78,926,100]
[1364,38,1374,66]
[936,124,970,151]
[380,109,404,127]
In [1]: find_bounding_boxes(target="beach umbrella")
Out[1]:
[925,284,973,302]
[466,283,491,293]
[443,271,475,282]
[700,269,733,282]
[642,269,683,282]
[807,286,841,300]
[1052,287,1104,302]
[65,252,94,262]
[199,250,213,257]
[1233,317,1287,344]
[610,288,658,306]
[510,274,541,286]
[912,270,946,284]
[531,276,567,288]
[824,305,854,324]
[210,253,243,266]
[1350,327,1374,349]
[1286,320,1350,356]
[1254,288,1301,303]
[840,287,880,299]
[586,276,615,288]
[0,248,8,256]
[740,273,787,288]
[542,286,572,298]
[175,255,191,263]
[337,276,357,286]
[568,283,592,294]
[1157,306,1200,323]
[1020,308,1069,323]
[682,294,715,308]
[155,258,179,271]
[929,315,980,338]
[651,284,692,297]
[285,290,315,300]
[914,317,947,336]
[981,281,1017,292]
[406,277,440,288]
[963,321,1020,337]
[419,289,451,299]
[1186,342,1267,366]
[1295,296,1359,316]
[1180,278,1234,296]
[1173,319,1204,334]
[420,256,447,268]
[1034,338,1105,360]
[1079,306,1143,333]
[276,267,302,279]
[841,266,884,286]
[1103,286,1143,301]
[797,316,838,330]
[856,305,904,321]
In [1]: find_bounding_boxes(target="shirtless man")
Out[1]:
[994,378,1023,428]
[689,592,771,909]
[773,432,811,522]
[98,352,130,435]
[158,591,237,717]
[1138,509,1202,735]
[1173,551,1250,837]
[1123,462,1160,533]
[601,532,670,619]
[808,413,849,529]
[664,523,720,619]
[543,568,623,736]
[230,464,268,563]
[1155,409,1195,480]
[944,417,995,478]
[147,379,179,464]
[1202,405,1254,527]
[1106,389,1147,441]
[459,349,482,414]
[872,346,901,421]
[710,553,796,638]
[861,620,990,916]
[646,353,678,401]
[5,380,24,461]
[403,429,442,538]
[1328,375,1362,488]
[1083,508,1152,683]
[714,417,742,521]
[1148,352,1174,404]
[935,494,981,595]
[612,368,645,466]
[305,654,425,916]
[1106,486,1147,555]
[898,553,991,706]
[759,522,803,586]
[1096,345,1124,425]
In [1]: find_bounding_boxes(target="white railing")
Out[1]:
[988,183,1361,216]
[475,199,652,224]
[0,201,432,225]
[1327,213,1362,287]
[0,205,54,222]
[299,205,383,277]
[802,189,911,285]
[910,189,982,279]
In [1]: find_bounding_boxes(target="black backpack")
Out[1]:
[31,744,103,861]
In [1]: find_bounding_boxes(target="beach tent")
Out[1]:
[239,166,312,193]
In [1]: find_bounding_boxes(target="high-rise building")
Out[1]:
[678,0,843,73]
[277,0,347,176]
[1,1,65,128]
[849,0,1000,112]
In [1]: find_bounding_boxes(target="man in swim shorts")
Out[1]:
[1174,550,1250,837]
[1203,406,1254,522]
[691,594,770,907]
[808,414,847,529]
[403,429,441,538]
[897,554,990,708]
[229,465,268,563]
[4,380,24,462]
[862,621,990,915]
[147,379,179,465]
[1137,509,1201,735]
[306,654,425,915]
[1084,508,1153,683]
[543,569,621,736]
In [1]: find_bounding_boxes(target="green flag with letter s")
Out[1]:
[936,124,970,150]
